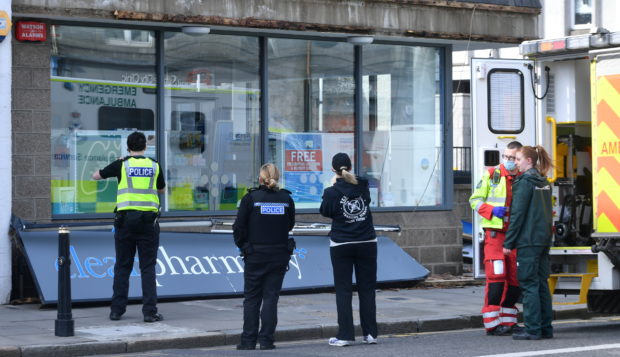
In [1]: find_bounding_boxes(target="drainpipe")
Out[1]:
[0,0,12,304]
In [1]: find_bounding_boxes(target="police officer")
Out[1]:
[469,141,523,336]
[92,131,165,323]
[233,163,295,350]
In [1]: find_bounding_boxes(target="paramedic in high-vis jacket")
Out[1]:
[92,131,165,323]
[469,141,523,336]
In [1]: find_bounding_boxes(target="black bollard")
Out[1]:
[55,226,74,337]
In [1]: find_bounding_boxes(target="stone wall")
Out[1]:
[301,211,462,275]
[454,183,473,223]
[13,0,540,43]
[11,40,51,221]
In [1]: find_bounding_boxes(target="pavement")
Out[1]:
[0,278,594,357]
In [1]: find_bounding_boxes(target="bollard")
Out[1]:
[55,226,74,337]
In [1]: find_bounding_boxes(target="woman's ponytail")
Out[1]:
[259,163,280,190]
[339,166,358,185]
[535,145,553,177]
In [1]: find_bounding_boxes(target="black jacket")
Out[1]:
[320,177,376,243]
[504,168,553,249]
[233,186,295,261]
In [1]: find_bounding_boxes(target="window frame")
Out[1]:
[486,68,525,135]
[49,20,452,219]
[570,0,595,30]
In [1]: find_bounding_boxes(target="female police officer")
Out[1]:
[233,163,295,350]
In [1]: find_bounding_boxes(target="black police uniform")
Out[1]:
[232,185,295,349]
[99,156,165,321]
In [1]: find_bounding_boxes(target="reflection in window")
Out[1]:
[362,45,442,207]
[574,0,592,26]
[50,25,157,215]
[164,33,260,211]
[267,39,354,208]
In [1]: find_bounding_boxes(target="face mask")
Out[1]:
[503,159,516,171]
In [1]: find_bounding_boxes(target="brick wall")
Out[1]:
[12,39,52,221]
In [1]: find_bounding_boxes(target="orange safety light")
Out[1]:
[540,39,566,52]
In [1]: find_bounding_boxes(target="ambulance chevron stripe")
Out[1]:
[605,74,620,95]
[594,74,620,233]
[597,100,620,139]
[596,191,620,232]
[596,167,620,212]
[598,75,620,120]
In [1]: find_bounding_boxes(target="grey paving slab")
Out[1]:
[0,284,590,356]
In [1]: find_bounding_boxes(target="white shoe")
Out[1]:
[363,334,377,344]
[328,337,353,347]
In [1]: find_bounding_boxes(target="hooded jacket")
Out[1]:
[503,168,553,250]
[320,177,376,243]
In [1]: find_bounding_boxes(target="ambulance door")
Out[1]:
[470,58,537,278]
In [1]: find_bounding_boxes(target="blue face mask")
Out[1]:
[503,159,516,171]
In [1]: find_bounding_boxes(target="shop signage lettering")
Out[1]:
[53,153,109,161]
[17,230,429,303]
[285,150,323,171]
[77,83,137,108]
[56,245,305,287]
[16,21,46,42]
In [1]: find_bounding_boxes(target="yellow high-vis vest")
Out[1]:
[469,167,507,229]
[116,157,160,212]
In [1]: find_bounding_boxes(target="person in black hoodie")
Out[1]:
[320,153,377,347]
[503,146,554,341]
[233,163,295,350]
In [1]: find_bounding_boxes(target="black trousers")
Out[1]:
[111,211,160,315]
[241,259,289,346]
[330,242,378,341]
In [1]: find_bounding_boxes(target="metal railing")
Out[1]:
[453,146,471,172]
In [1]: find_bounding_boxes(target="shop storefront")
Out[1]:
[6,1,541,298]
[48,25,447,217]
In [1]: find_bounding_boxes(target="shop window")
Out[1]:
[163,33,260,212]
[267,39,355,209]
[361,45,443,208]
[50,25,157,215]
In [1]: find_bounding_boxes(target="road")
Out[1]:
[93,317,620,357]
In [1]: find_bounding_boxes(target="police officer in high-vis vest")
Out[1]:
[469,141,523,336]
[233,163,295,350]
[92,132,165,323]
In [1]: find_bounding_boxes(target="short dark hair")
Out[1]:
[506,141,523,150]
[127,132,147,151]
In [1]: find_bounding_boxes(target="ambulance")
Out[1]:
[471,30,620,312]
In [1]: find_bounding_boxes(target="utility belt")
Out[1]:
[240,238,296,257]
[115,209,160,233]
[484,228,506,238]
